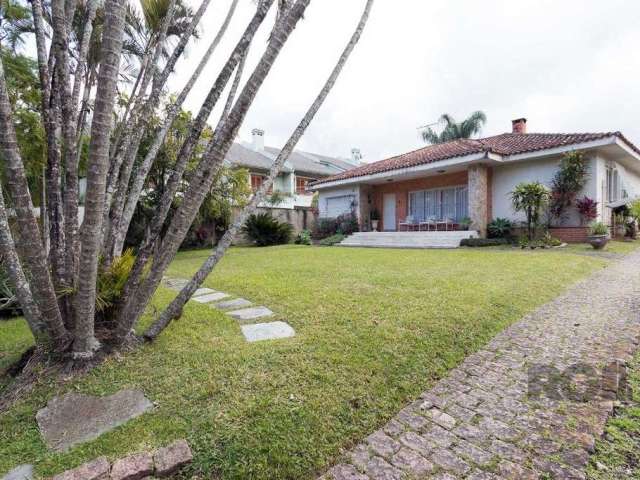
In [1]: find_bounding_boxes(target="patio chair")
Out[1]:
[436,217,454,231]
[419,216,437,231]
[399,215,417,231]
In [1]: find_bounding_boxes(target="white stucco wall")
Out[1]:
[491,155,600,226]
[317,185,360,218]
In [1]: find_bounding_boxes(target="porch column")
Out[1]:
[468,164,489,237]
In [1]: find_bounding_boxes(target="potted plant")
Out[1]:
[458,217,471,231]
[587,222,610,250]
[370,208,380,232]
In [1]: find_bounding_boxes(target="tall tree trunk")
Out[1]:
[0,183,47,343]
[112,0,272,323]
[145,0,375,339]
[219,43,248,125]
[112,0,239,257]
[73,0,128,358]
[63,0,100,294]
[115,0,310,344]
[0,58,69,350]
[101,0,180,263]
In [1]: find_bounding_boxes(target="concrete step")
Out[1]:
[339,231,478,249]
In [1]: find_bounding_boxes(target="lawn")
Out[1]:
[0,244,625,479]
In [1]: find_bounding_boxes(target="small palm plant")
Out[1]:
[510,182,550,240]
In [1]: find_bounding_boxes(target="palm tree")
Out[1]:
[421,111,487,145]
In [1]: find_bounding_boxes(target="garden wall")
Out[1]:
[232,206,316,245]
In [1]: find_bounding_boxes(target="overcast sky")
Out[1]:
[169,0,640,164]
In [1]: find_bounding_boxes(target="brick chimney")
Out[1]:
[512,118,527,134]
[251,128,264,151]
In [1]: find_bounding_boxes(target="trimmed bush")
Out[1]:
[242,213,293,246]
[314,212,359,239]
[487,218,513,238]
[460,238,510,247]
[294,229,312,245]
[318,233,345,246]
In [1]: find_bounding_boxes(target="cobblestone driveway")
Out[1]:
[322,250,640,480]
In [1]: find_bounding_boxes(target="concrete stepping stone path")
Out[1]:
[163,276,295,342]
[227,306,274,322]
[193,287,216,297]
[36,389,152,452]
[191,292,229,303]
[241,321,296,342]
[1,465,33,480]
[214,298,253,310]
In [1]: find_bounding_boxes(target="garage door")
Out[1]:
[325,195,354,217]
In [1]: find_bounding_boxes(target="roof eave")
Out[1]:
[309,151,497,190]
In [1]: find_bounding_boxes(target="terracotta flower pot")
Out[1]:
[587,234,609,250]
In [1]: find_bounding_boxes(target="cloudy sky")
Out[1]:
[169,0,640,164]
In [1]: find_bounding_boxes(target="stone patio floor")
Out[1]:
[322,249,640,480]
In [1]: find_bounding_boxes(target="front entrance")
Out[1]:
[383,193,396,231]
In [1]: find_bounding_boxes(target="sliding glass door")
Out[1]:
[409,185,468,222]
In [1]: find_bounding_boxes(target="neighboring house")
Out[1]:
[310,118,640,242]
[227,128,359,233]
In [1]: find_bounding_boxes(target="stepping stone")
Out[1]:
[192,287,216,297]
[213,298,252,310]
[241,321,295,342]
[36,389,152,452]
[227,306,274,321]
[190,292,229,303]
[1,465,33,480]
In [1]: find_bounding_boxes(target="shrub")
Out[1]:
[487,218,512,238]
[314,211,359,238]
[542,231,563,247]
[242,213,293,246]
[314,217,338,238]
[549,151,589,222]
[511,182,550,240]
[576,196,598,225]
[96,249,136,315]
[460,238,509,247]
[318,233,345,246]
[294,229,312,245]
[590,222,609,236]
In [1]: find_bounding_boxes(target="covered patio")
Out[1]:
[356,162,493,237]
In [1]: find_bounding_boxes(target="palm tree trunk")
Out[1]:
[101,0,180,263]
[73,0,128,358]
[0,58,69,350]
[63,0,100,292]
[112,0,239,257]
[0,183,47,343]
[219,42,248,125]
[115,0,310,344]
[111,0,273,323]
[145,0,374,339]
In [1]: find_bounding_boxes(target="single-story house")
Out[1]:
[226,128,360,232]
[309,118,640,242]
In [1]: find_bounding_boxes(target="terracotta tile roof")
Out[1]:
[313,131,640,186]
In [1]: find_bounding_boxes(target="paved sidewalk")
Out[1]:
[323,250,640,480]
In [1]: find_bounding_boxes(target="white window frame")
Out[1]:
[408,185,468,222]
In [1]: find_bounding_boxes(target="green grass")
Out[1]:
[0,244,625,479]
[587,351,640,479]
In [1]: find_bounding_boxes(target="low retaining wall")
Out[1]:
[232,206,316,245]
[548,227,590,243]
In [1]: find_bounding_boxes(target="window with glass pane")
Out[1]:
[409,186,468,223]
